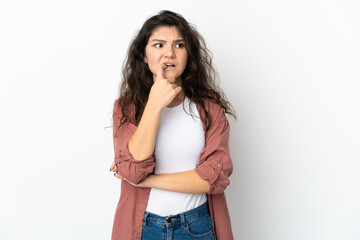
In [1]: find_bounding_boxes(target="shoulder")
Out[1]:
[194,98,228,132]
[202,98,227,124]
[112,97,136,127]
[113,97,135,116]
[113,98,121,114]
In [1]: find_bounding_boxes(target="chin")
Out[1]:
[165,73,181,79]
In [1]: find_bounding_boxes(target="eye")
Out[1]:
[154,43,162,48]
[176,43,185,48]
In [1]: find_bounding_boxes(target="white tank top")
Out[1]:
[145,97,207,216]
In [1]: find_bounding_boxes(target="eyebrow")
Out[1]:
[151,39,184,43]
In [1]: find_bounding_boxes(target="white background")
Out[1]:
[1,0,359,239]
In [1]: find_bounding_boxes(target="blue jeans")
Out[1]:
[141,202,215,240]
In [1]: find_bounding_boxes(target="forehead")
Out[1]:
[149,26,183,40]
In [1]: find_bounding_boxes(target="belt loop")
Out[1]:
[143,211,150,227]
[180,213,186,228]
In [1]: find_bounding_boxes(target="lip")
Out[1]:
[163,62,176,67]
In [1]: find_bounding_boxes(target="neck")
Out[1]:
[168,90,185,108]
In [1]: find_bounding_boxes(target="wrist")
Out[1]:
[144,101,163,115]
[143,174,156,188]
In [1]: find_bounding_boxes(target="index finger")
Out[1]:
[156,64,166,80]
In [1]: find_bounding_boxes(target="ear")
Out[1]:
[144,56,148,64]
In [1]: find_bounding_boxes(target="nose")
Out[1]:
[165,45,175,58]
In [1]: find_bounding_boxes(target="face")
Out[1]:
[144,26,188,83]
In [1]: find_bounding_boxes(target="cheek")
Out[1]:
[182,51,188,62]
[181,54,188,68]
[145,53,160,74]
[146,51,161,63]
[144,48,154,63]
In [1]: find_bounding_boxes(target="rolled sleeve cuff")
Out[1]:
[195,161,230,195]
[114,142,156,184]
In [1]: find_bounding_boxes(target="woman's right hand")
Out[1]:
[147,65,182,111]
[127,65,182,161]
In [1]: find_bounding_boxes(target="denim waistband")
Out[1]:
[143,201,209,228]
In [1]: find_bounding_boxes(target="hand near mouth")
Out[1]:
[147,66,182,111]
[161,63,176,83]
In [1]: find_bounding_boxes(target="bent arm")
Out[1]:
[195,118,233,195]
[128,103,162,161]
[141,170,210,194]
[114,99,233,192]
[128,66,183,160]
[112,99,158,184]
[144,104,233,195]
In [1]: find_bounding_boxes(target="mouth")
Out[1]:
[164,63,176,69]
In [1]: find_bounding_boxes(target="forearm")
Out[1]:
[144,170,210,194]
[128,103,162,161]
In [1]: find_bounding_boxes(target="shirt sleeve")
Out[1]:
[195,105,233,195]
[112,100,156,184]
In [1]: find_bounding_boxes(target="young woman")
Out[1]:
[110,10,236,240]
